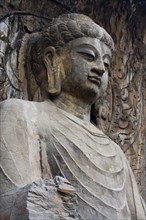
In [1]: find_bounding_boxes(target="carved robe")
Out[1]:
[0,99,145,220]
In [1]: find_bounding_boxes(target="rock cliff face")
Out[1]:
[0,0,146,200]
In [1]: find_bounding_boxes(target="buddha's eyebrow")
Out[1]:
[74,44,97,53]
[103,54,112,62]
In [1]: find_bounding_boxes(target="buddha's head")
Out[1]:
[30,13,114,104]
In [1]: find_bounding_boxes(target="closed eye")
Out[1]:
[104,63,111,76]
[78,52,95,62]
[104,62,110,69]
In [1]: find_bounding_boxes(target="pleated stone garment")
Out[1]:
[1,99,145,219]
[45,102,132,220]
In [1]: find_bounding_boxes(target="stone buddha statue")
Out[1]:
[0,14,145,220]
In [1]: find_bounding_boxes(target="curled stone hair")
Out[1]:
[30,13,114,79]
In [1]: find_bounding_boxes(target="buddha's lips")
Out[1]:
[88,75,101,85]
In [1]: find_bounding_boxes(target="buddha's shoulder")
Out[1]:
[91,124,127,158]
[1,98,50,110]
[103,132,128,163]
[0,99,51,120]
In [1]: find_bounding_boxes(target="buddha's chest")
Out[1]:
[45,113,131,220]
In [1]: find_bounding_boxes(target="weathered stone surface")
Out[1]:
[0,1,146,219]
[0,95,145,219]
[0,1,145,200]
[0,177,78,220]
[0,168,20,220]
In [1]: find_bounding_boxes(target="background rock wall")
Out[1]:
[0,0,146,200]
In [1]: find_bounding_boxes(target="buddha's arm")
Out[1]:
[0,99,29,218]
[0,99,42,187]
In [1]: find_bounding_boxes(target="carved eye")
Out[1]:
[78,52,95,62]
[104,62,111,76]
[104,62,110,70]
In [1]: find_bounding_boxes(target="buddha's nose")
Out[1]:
[91,61,105,77]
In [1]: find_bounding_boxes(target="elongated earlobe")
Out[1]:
[43,47,62,96]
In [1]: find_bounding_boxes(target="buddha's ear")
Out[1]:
[43,46,62,96]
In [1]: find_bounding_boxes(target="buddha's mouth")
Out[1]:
[88,75,101,85]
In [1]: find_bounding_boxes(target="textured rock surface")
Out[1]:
[0,0,145,202]
[0,177,78,220]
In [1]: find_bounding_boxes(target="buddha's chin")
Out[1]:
[87,82,102,95]
[80,86,102,104]
[86,81,106,100]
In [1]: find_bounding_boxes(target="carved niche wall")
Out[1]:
[0,0,146,201]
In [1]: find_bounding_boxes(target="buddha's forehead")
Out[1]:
[66,37,112,58]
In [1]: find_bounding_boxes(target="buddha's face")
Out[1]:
[60,37,112,104]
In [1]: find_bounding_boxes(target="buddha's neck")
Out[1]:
[52,92,91,122]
